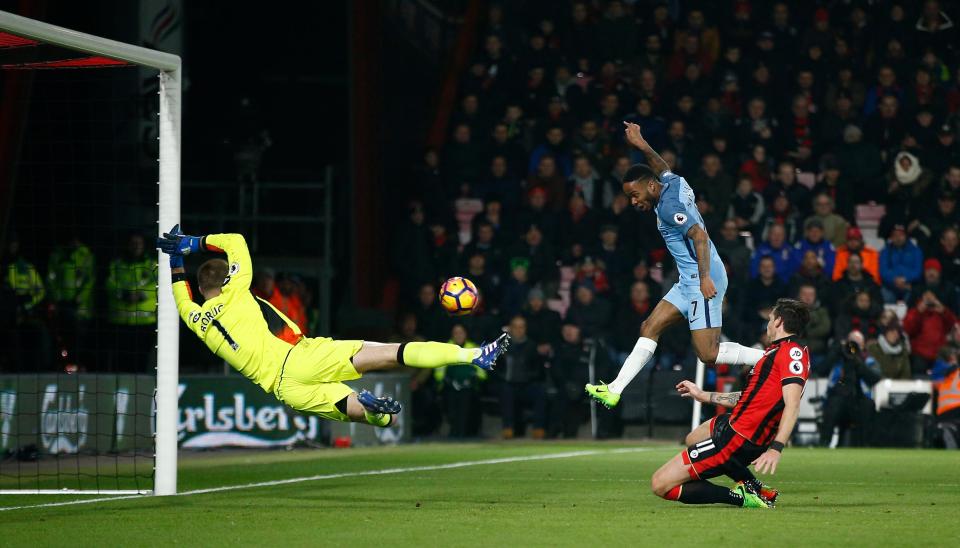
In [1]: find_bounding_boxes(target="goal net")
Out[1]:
[0,11,179,495]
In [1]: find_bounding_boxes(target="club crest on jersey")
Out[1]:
[229,262,240,275]
[689,449,700,458]
[789,360,803,374]
[673,212,687,225]
[789,347,803,360]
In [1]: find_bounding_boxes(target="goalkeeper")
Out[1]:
[157,225,509,428]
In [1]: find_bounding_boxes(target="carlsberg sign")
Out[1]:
[177,377,319,448]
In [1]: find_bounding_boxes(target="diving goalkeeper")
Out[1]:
[157,225,509,428]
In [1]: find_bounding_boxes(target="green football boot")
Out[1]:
[735,484,772,509]
[585,382,620,409]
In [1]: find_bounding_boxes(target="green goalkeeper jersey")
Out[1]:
[172,234,302,394]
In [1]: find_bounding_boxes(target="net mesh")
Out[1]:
[0,53,157,492]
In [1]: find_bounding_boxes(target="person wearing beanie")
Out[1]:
[833,226,881,283]
[909,257,959,314]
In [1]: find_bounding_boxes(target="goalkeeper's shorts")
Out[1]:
[275,337,364,421]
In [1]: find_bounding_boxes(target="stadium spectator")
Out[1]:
[867,322,913,380]
[567,283,611,341]
[932,343,960,449]
[834,290,882,341]
[904,290,958,376]
[3,234,51,371]
[789,249,832,301]
[879,224,923,303]
[796,220,837,275]
[715,220,751,285]
[760,193,801,244]
[498,315,547,440]
[741,256,787,340]
[568,156,610,211]
[910,258,959,314]
[500,258,531,320]
[559,193,599,249]
[930,227,960,282]
[529,126,572,177]
[728,175,766,237]
[796,283,832,366]
[690,153,734,216]
[817,330,881,447]
[594,224,631,283]
[807,194,850,248]
[833,227,881,283]
[46,234,95,369]
[443,123,483,186]
[523,287,561,355]
[738,144,772,193]
[551,322,611,438]
[812,155,855,220]
[836,124,884,190]
[915,192,959,250]
[526,155,567,213]
[476,156,523,213]
[105,233,157,372]
[485,123,527,179]
[392,203,436,304]
[833,253,884,314]
[750,224,797,282]
[436,324,484,439]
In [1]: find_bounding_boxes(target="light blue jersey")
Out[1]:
[655,171,728,329]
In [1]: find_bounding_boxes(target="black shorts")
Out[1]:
[681,414,765,480]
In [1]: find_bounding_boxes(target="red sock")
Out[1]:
[663,485,682,501]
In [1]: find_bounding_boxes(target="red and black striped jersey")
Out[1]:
[728,337,810,446]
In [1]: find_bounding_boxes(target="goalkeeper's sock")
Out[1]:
[716,342,765,365]
[607,337,657,394]
[665,480,744,506]
[399,342,478,368]
[364,410,392,427]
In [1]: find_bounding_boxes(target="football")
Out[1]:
[438,276,480,316]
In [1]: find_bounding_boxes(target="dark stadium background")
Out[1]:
[2,0,959,445]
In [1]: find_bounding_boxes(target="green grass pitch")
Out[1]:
[1,443,957,546]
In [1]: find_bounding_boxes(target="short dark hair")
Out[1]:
[198,258,229,294]
[772,298,810,336]
[622,163,658,185]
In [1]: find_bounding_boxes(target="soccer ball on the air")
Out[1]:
[439,277,480,316]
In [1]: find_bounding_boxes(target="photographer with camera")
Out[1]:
[816,330,882,447]
[904,290,958,377]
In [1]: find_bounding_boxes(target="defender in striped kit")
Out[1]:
[649,299,811,508]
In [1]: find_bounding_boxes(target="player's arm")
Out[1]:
[686,224,718,300]
[202,233,252,293]
[752,383,802,475]
[623,121,670,175]
[676,380,741,409]
[170,265,204,337]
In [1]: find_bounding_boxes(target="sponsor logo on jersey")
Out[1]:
[673,212,687,225]
[191,312,201,323]
[789,347,803,360]
[689,449,699,459]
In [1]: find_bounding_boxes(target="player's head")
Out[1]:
[197,258,229,299]
[767,298,810,340]
[622,163,660,211]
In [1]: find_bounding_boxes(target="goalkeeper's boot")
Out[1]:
[357,390,402,415]
[737,481,779,506]
[473,333,511,371]
[735,484,772,509]
[585,382,620,409]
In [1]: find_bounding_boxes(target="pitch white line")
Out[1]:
[0,447,651,512]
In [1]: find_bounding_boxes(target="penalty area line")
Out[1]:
[0,447,651,512]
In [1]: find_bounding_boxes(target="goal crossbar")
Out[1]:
[0,10,181,496]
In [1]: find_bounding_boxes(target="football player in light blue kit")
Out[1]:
[586,122,765,408]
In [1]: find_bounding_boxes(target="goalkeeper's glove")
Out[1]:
[157,224,203,269]
[157,224,203,256]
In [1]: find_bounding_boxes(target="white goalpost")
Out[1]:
[0,10,180,496]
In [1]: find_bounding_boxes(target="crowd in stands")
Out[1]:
[393,1,960,441]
